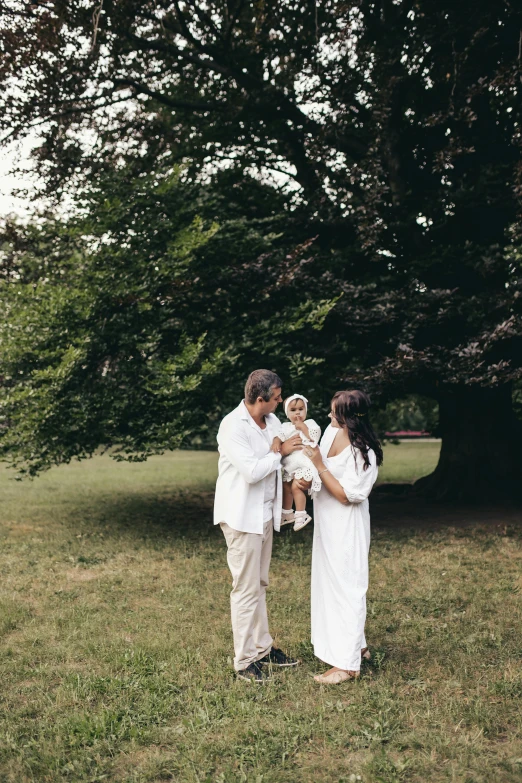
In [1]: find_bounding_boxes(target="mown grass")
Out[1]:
[378,441,440,483]
[1,444,521,782]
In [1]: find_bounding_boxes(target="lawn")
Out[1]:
[1,443,522,783]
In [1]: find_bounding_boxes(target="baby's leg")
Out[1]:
[283,480,294,510]
[291,479,307,512]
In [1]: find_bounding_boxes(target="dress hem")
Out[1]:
[312,642,361,672]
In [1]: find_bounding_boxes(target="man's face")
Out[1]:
[287,399,306,423]
[258,386,282,415]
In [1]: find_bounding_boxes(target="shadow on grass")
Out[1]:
[72,489,219,543]
[53,476,522,553]
[371,490,522,532]
[58,487,320,568]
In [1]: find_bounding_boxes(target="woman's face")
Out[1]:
[328,404,341,429]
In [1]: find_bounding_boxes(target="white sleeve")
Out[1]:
[339,449,378,503]
[217,422,281,485]
[305,419,321,444]
[278,422,294,441]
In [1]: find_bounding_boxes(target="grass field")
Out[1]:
[1,443,522,783]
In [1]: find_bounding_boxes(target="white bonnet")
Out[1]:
[284,394,308,416]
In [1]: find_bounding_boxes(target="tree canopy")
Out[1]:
[0,169,341,474]
[1,1,521,497]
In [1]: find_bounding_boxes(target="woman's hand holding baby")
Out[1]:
[293,444,322,491]
[303,444,324,469]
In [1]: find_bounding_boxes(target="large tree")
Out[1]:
[0,169,336,475]
[0,0,521,497]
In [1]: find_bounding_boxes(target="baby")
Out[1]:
[271,394,322,531]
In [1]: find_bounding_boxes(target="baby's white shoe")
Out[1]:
[280,510,295,526]
[293,512,312,531]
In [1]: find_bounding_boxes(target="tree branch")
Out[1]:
[224,0,246,41]
[113,78,227,113]
[186,0,223,42]
[0,93,133,145]
[126,21,367,160]
[123,30,248,85]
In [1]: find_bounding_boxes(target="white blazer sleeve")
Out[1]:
[217,422,281,485]
[339,448,378,503]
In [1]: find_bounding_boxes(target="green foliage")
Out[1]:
[1,0,520,395]
[1,1,522,488]
[372,396,439,436]
[0,171,338,473]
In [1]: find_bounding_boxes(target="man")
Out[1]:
[214,369,303,683]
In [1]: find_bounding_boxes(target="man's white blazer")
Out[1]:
[213,401,283,533]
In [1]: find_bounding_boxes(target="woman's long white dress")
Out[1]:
[311,424,379,671]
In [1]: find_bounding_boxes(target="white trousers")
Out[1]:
[220,519,274,671]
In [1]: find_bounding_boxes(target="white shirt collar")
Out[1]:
[240,400,271,432]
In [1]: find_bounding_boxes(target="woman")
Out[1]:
[303,390,383,684]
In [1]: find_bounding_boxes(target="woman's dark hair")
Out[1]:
[331,390,383,470]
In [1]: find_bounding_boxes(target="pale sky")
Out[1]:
[0,136,40,220]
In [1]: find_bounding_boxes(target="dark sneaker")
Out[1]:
[236,661,270,684]
[258,647,300,667]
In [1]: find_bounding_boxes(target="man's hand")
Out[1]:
[270,436,283,453]
[280,434,303,456]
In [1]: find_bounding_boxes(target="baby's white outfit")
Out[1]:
[279,419,322,496]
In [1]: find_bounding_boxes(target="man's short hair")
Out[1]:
[244,369,283,404]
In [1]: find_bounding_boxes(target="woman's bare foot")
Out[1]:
[314,667,360,684]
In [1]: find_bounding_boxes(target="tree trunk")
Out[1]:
[414,385,522,502]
